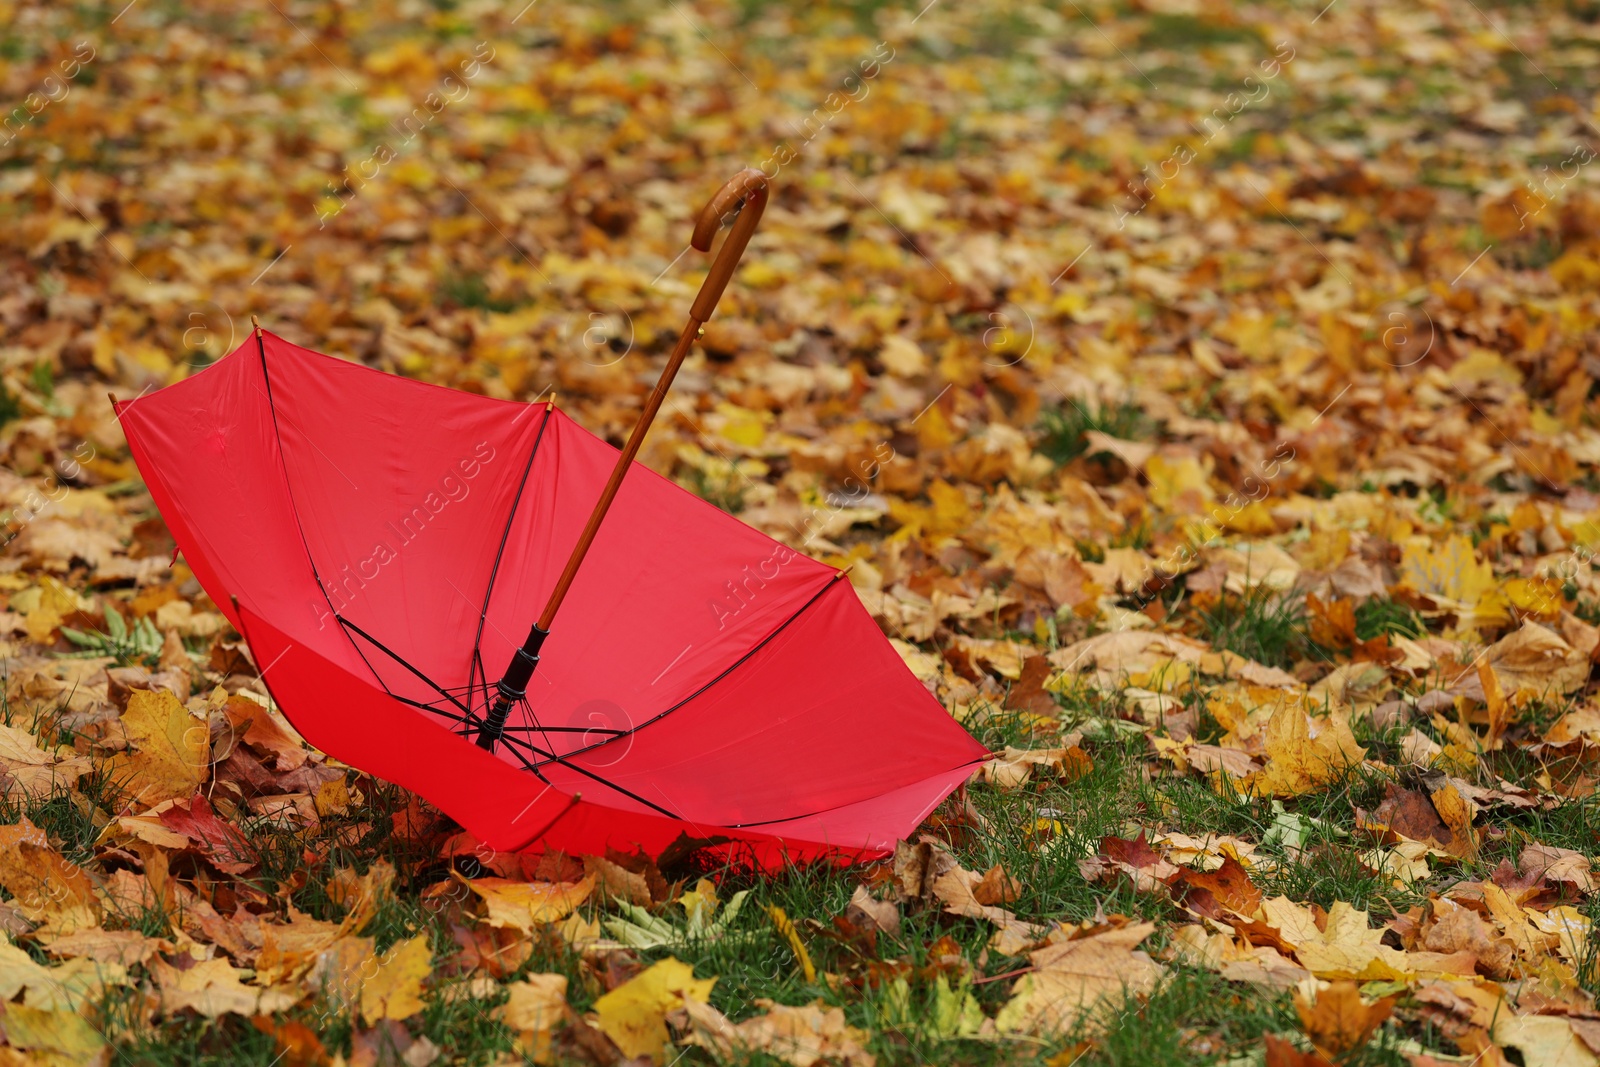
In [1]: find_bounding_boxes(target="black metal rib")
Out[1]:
[339,616,473,717]
[522,572,846,770]
[467,403,554,729]
[495,729,683,820]
[254,332,393,694]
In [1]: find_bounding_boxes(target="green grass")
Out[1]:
[1135,14,1262,50]
[438,272,525,313]
[1353,598,1427,642]
[1194,586,1308,670]
[1038,399,1151,465]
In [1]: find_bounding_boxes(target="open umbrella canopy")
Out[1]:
[114,329,986,867]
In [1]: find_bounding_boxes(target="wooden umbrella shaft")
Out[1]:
[474,320,698,749]
[476,168,768,752]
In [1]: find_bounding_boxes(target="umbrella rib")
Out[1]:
[253,329,394,696]
[718,759,988,828]
[337,616,473,718]
[494,730,684,820]
[524,572,847,768]
[468,402,554,719]
[384,693,613,736]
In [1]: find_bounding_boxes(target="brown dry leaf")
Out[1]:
[1485,622,1591,697]
[358,935,431,1024]
[845,886,901,937]
[981,743,1091,789]
[995,922,1164,1035]
[682,997,876,1067]
[151,956,297,1018]
[583,854,658,907]
[892,839,961,905]
[0,723,92,798]
[0,818,99,934]
[1420,897,1517,979]
[104,688,209,808]
[43,928,171,967]
[1294,980,1395,1057]
[1520,844,1597,894]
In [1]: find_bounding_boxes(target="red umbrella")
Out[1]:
[114,170,985,868]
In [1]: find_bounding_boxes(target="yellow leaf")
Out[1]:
[592,957,716,1063]
[683,998,875,1067]
[0,724,93,799]
[1399,535,1507,625]
[1246,704,1366,798]
[105,688,209,807]
[0,1003,106,1059]
[151,956,295,1018]
[359,934,431,1023]
[500,974,570,1064]
[1271,900,1413,981]
[1145,453,1213,510]
[1493,1013,1600,1067]
[0,938,128,1011]
[0,820,99,934]
[767,905,815,982]
[461,873,595,932]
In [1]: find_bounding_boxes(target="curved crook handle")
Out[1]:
[688,167,769,323]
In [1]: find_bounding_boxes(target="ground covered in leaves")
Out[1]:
[5,0,1600,1063]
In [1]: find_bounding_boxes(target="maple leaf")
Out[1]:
[104,688,209,808]
[0,819,99,934]
[683,997,878,1067]
[0,723,92,798]
[1245,704,1367,798]
[358,935,431,1024]
[591,957,716,1063]
[995,922,1164,1035]
[151,956,297,1019]
[499,974,570,1064]
[458,873,595,932]
[1294,980,1395,1058]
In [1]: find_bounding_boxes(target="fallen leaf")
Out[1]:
[499,974,570,1063]
[996,922,1164,1035]
[105,688,209,807]
[1294,980,1395,1056]
[359,935,431,1024]
[591,957,715,1063]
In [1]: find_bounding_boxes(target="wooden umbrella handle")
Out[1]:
[479,168,775,751]
[689,167,769,322]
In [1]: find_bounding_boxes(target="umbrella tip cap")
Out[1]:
[250,314,261,332]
